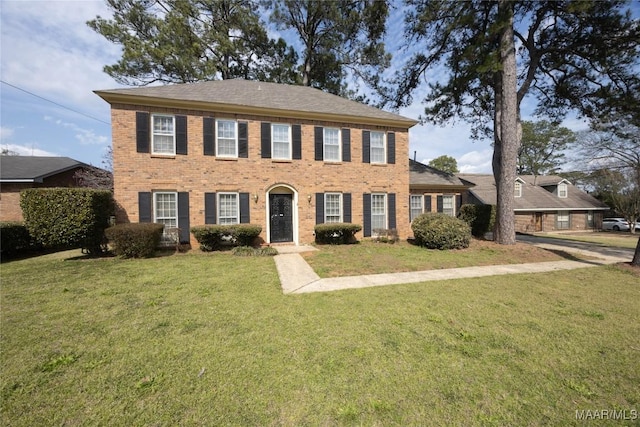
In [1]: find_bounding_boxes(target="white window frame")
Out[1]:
[216,119,238,158]
[558,183,568,198]
[410,195,423,222]
[442,195,455,217]
[271,123,291,160]
[370,131,386,164]
[218,192,239,225]
[324,193,343,223]
[371,193,388,232]
[515,181,522,198]
[151,114,176,155]
[323,127,341,162]
[557,211,570,229]
[153,191,178,244]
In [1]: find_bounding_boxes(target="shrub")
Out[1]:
[372,228,399,244]
[458,204,496,237]
[231,246,278,257]
[105,223,164,258]
[314,223,362,244]
[0,222,33,259]
[20,188,113,255]
[411,213,471,250]
[191,224,262,251]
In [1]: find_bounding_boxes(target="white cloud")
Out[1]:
[458,149,494,173]
[44,116,109,146]
[1,143,59,157]
[0,126,16,141]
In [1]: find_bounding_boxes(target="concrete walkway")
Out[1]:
[273,239,633,294]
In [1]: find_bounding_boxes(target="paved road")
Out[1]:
[516,234,636,262]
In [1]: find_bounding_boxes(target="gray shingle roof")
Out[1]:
[95,79,417,127]
[458,174,608,210]
[0,156,87,182]
[410,159,471,188]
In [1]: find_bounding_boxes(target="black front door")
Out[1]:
[270,194,293,243]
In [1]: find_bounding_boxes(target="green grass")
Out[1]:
[535,232,640,249]
[2,251,639,426]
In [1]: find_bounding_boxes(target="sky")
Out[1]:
[0,0,631,173]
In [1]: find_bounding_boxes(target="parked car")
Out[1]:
[602,217,640,231]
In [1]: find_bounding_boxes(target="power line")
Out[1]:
[1,80,110,125]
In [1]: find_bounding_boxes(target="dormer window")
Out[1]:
[558,183,568,198]
[515,181,523,198]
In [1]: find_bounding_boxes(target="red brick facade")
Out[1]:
[111,104,411,246]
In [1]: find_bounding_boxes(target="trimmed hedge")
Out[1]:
[0,222,33,259]
[315,223,362,244]
[191,224,262,251]
[458,204,496,237]
[105,223,164,258]
[231,246,278,257]
[412,213,471,250]
[20,188,113,254]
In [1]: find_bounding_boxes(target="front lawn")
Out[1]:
[535,231,639,249]
[1,251,639,426]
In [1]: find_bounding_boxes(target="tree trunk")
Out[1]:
[492,0,519,245]
[633,237,640,266]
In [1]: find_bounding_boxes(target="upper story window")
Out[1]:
[272,124,291,160]
[324,193,343,223]
[216,119,237,157]
[515,181,523,198]
[558,183,568,198]
[152,114,175,155]
[370,131,386,164]
[324,128,341,162]
[218,192,239,225]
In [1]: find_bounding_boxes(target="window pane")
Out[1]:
[272,124,290,159]
[370,132,385,163]
[371,194,386,230]
[218,193,238,225]
[325,193,342,223]
[558,184,567,198]
[217,120,237,157]
[324,128,340,161]
[152,116,175,154]
[410,195,423,222]
[443,195,454,216]
[155,192,177,244]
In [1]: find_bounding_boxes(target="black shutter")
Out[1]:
[203,117,215,156]
[362,130,370,163]
[456,194,462,214]
[363,193,372,237]
[424,195,432,212]
[314,127,324,161]
[178,192,190,243]
[387,132,395,164]
[239,193,250,223]
[342,128,351,162]
[175,115,187,155]
[388,193,396,229]
[292,124,302,160]
[204,192,217,224]
[238,122,248,158]
[315,193,324,224]
[138,192,152,222]
[261,122,271,158]
[136,112,150,153]
[343,193,352,223]
[437,195,444,213]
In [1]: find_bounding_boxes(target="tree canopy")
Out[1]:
[517,120,576,176]
[428,155,459,174]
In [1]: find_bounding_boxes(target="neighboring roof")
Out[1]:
[409,159,472,189]
[458,173,609,211]
[0,156,88,183]
[95,79,418,128]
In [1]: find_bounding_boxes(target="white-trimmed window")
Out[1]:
[515,181,522,198]
[558,183,568,198]
[370,131,386,164]
[442,195,455,216]
[218,193,239,225]
[371,193,387,231]
[410,195,423,222]
[216,119,237,157]
[325,193,342,223]
[324,128,341,162]
[154,192,177,243]
[557,211,570,229]
[152,114,175,155]
[272,124,291,160]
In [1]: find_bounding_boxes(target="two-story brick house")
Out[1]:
[95,80,417,246]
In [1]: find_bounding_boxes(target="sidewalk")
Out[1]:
[273,242,632,294]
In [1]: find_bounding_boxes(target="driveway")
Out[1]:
[516,234,636,262]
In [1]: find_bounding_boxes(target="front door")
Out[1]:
[270,194,293,243]
[535,213,543,232]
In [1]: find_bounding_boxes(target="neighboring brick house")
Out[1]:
[95,80,418,246]
[458,174,609,232]
[0,156,89,221]
[408,159,471,221]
